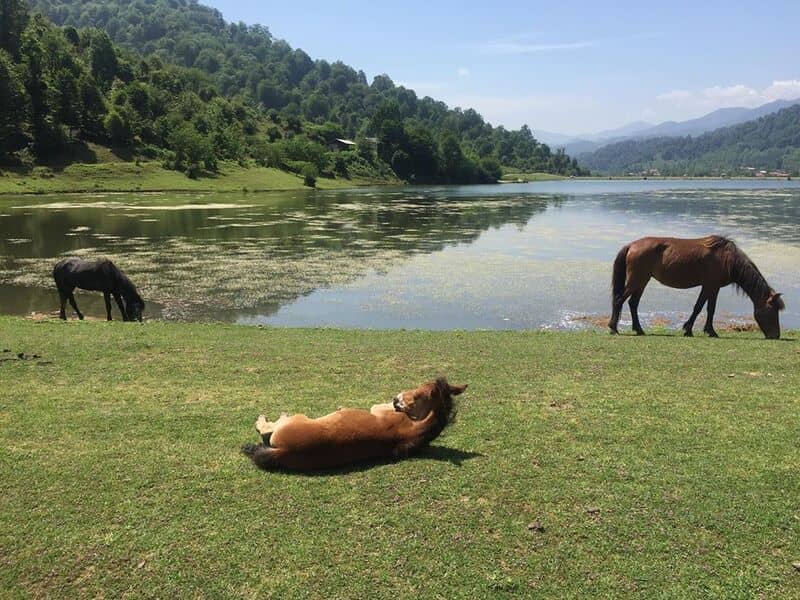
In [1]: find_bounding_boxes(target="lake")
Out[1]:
[1,179,798,330]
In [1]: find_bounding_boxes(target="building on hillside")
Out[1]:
[328,138,356,151]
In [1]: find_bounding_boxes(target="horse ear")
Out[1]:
[449,383,467,396]
[769,292,785,310]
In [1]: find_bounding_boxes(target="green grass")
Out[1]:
[500,171,566,182]
[1,317,799,598]
[0,161,380,195]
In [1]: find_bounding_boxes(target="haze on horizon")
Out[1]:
[203,0,800,137]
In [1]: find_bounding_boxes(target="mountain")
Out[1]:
[584,121,653,141]
[20,0,585,179]
[0,0,586,181]
[631,99,800,139]
[542,100,800,157]
[577,104,800,176]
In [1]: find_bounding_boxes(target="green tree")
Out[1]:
[0,0,28,59]
[0,49,27,155]
[89,29,118,88]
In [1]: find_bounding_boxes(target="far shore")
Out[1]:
[1,160,794,196]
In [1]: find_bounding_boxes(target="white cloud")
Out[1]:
[456,67,470,78]
[657,80,800,111]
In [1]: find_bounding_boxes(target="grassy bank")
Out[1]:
[1,317,799,598]
[0,161,386,195]
[500,171,566,182]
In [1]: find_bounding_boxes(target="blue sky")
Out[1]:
[204,0,800,136]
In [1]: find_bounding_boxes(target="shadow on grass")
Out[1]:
[243,444,483,477]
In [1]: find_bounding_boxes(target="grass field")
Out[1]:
[500,171,566,182]
[0,161,378,195]
[1,317,799,598]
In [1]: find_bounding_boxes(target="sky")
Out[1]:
[203,0,800,136]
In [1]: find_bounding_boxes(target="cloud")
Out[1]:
[456,67,470,78]
[657,80,800,111]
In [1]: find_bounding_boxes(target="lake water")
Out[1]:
[1,179,798,330]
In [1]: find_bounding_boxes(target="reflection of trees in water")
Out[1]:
[599,191,800,244]
[0,191,553,319]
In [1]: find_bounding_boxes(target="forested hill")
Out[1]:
[1,0,586,183]
[579,105,800,176]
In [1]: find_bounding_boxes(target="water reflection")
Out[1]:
[0,180,798,329]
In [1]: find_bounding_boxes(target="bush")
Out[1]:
[301,164,318,188]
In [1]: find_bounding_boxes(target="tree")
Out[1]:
[104,110,132,145]
[0,49,27,155]
[0,0,28,59]
[89,30,118,87]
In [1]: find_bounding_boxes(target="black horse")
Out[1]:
[53,258,145,321]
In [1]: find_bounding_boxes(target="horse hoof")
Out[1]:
[706,331,719,338]
[683,329,693,337]
[609,328,619,335]
[255,415,270,435]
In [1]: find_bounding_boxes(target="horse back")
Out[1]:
[53,257,120,292]
[628,237,730,289]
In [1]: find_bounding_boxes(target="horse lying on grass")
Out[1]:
[53,258,145,322]
[242,377,467,472]
[609,235,784,338]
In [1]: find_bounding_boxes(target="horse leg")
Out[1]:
[682,288,709,337]
[609,291,630,334]
[112,291,127,321]
[58,288,68,320]
[255,413,288,445]
[629,293,645,335]
[67,291,83,320]
[703,288,720,338]
[104,292,113,321]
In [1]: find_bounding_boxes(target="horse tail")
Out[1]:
[611,244,630,304]
[242,443,288,471]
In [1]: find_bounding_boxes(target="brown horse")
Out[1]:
[609,236,785,338]
[241,378,467,472]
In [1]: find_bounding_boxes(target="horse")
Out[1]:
[608,236,784,339]
[242,377,467,472]
[53,258,145,322]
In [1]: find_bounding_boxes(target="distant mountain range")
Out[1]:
[536,98,800,156]
[577,104,800,176]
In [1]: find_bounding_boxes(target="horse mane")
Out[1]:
[394,377,456,459]
[112,263,144,305]
[706,236,773,302]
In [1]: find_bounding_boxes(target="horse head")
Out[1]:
[392,377,467,421]
[754,292,784,339]
[125,297,146,322]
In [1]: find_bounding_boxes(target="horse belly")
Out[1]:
[652,266,703,289]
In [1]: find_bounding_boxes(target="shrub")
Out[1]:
[301,164,318,188]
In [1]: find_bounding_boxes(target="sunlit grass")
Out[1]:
[1,317,799,598]
[0,161,374,195]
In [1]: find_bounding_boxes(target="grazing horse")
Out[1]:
[242,378,467,472]
[53,258,145,322]
[609,236,784,338]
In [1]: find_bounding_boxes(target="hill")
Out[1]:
[577,104,800,176]
[542,99,799,157]
[3,0,585,182]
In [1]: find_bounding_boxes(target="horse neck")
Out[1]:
[397,402,451,456]
[116,273,139,302]
[729,250,771,306]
